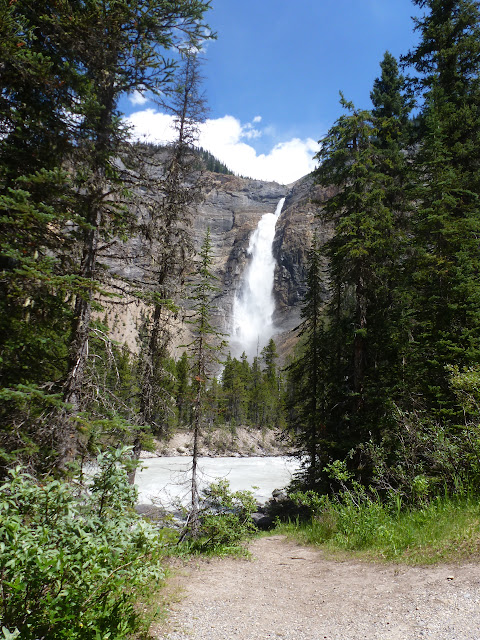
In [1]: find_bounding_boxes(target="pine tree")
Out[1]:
[58,2,212,467]
[402,0,480,416]
[260,339,282,429]
[284,234,329,487]
[248,356,263,427]
[312,78,412,480]
[0,1,82,472]
[314,96,395,446]
[368,51,413,411]
[176,352,192,426]
[134,52,207,469]
[404,0,480,170]
[221,354,249,426]
[183,229,226,537]
[0,0,213,473]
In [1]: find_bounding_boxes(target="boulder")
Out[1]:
[251,512,274,530]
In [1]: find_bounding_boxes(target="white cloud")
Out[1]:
[128,90,149,106]
[252,115,262,123]
[124,109,319,184]
[241,121,262,140]
[125,109,177,143]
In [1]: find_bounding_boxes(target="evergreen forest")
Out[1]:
[287,0,480,500]
[2,0,480,637]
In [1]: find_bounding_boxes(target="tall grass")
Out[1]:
[275,489,480,564]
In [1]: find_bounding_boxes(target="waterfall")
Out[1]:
[230,197,286,360]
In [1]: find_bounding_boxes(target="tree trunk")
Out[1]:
[354,272,367,404]
[58,205,101,469]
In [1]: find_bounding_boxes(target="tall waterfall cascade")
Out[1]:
[230,197,286,360]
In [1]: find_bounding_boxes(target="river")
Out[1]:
[135,455,299,507]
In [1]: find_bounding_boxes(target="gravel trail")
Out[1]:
[155,535,480,640]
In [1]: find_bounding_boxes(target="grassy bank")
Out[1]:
[274,492,480,564]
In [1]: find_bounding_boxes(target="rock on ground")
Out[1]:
[153,535,480,640]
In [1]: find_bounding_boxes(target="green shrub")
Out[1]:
[184,480,257,552]
[0,447,164,639]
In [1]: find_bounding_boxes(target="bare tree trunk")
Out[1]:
[190,397,201,537]
[354,272,367,407]
[58,204,101,469]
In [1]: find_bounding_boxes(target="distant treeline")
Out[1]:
[195,147,235,175]
[140,141,235,175]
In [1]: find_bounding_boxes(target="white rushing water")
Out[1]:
[230,197,286,359]
[135,456,299,506]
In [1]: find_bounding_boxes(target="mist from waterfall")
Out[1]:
[230,197,286,360]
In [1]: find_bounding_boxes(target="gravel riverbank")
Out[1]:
[142,427,292,459]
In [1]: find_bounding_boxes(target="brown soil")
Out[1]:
[153,535,480,640]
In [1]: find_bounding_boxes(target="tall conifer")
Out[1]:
[403,0,480,415]
[183,229,226,537]
[285,233,329,487]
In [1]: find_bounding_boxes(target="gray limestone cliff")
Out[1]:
[105,170,332,361]
[193,174,287,335]
[192,172,333,359]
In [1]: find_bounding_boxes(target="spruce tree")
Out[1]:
[369,51,413,411]
[260,339,282,430]
[221,354,249,426]
[134,52,207,468]
[58,2,212,467]
[0,0,213,473]
[0,1,81,472]
[285,233,329,487]
[314,96,397,452]
[176,352,191,426]
[312,71,411,481]
[183,229,226,537]
[248,356,263,427]
[402,0,480,416]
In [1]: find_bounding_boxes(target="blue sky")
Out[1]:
[124,1,421,184]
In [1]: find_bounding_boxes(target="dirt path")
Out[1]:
[154,535,480,640]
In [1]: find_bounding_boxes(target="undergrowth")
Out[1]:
[0,448,166,640]
[274,483,480,564]
[165,479,256,558]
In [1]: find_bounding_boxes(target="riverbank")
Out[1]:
[141,426,293,459]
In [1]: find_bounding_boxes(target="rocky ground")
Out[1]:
[142,426,293,459]
[152,535,480,640]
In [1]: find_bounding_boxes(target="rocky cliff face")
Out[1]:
[192,172,333,360]
[106,170,332,361]
[271,176,335,355]
[193,174,288,336]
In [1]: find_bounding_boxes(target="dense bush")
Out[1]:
[183,480,257,552]
[0,448,164,639]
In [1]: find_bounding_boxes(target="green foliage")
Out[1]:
[214,343,284,431]
[279,485,480,563]
[296,5,480,498]
[0,447,164,639]
[181,480,256,553]
[400,0,480,417]
[284,233,330,487]
[0,0,213,471]
[195,147,235,175]
[182,229,227,536]
[311,88,409,481]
